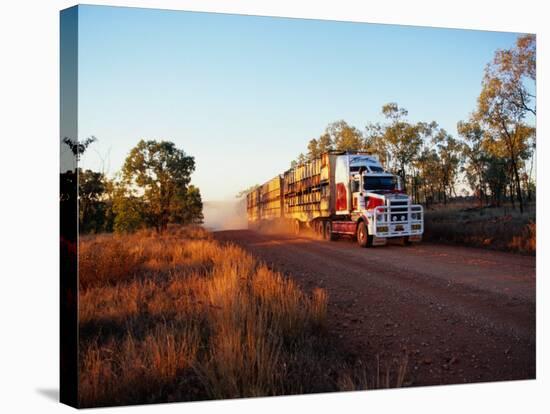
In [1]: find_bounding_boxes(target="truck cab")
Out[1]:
[335,154,423,246]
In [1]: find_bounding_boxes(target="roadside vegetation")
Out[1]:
[423,201,535,255]
[61,138,204,235]
[78,226,405,407]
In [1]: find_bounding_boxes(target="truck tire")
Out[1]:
[325,221,337,241]
[320,221,326,238]
[293,219,301,236]
[315,221,323,239]
[356,221,373,248]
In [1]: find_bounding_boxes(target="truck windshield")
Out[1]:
[363,176,396,191]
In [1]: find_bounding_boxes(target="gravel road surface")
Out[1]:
[214,230,536,387]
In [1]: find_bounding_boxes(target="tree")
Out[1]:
[457,35,536,211]
[61,136,97,204]
[415,148,438,206]
[490,34,536,116]
[366,103,428,190]
[178,185,204,224]
[62,136,97,161]
[120,139,202,232]
[112,182,146,233]
[473,34,536,213]
[458,120,489,206]
[78,169,113,233]
[307,138,321,159]
[475,47,535,213]
[304,131,335,161]
[291,152,308,167]
[318,132,334,153]
[326,120,364,152]
[484,156,508,207]
[431,129,462,204]
[299,121,363,164]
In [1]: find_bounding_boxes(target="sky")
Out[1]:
[74,5,524,201]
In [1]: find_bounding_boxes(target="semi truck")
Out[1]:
[246,151,423,247]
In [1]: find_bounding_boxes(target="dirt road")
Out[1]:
[214,230,536,387]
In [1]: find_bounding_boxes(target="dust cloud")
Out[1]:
[202,199,248,231]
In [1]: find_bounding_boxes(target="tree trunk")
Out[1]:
[400,163,407,192]
[528,151,535,202]
[511,159,524,214]
[478,172,484,208]
[500,120,524,213]
[478,186,483,208]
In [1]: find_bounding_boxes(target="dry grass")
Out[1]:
[79,225,395,407]
[424,203,536,255]
[336,353,409,391]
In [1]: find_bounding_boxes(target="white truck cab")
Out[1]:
[334,154,423,246]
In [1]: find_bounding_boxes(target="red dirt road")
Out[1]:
[214,230,536,387]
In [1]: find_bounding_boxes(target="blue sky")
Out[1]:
[75,5,523,201]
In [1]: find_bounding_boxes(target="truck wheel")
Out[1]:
[322,221,332,240]
[403,236,412,246]
[325,221,337,241]
[356,221,373,248]
[315,221,323,239]
[293,219,301,236]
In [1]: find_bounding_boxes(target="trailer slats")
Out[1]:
[247,151,361,225]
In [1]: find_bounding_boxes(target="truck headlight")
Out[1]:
[377,226,388,233]
[412,224,421,230]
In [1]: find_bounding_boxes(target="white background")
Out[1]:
[0,0,547,412]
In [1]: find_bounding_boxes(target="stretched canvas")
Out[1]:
[60,4,536,408]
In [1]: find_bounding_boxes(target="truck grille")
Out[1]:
[389,200,408,222]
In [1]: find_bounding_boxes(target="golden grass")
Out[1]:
[508,221,536,254]
[336,353,409,391]
[79,225,391,407]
